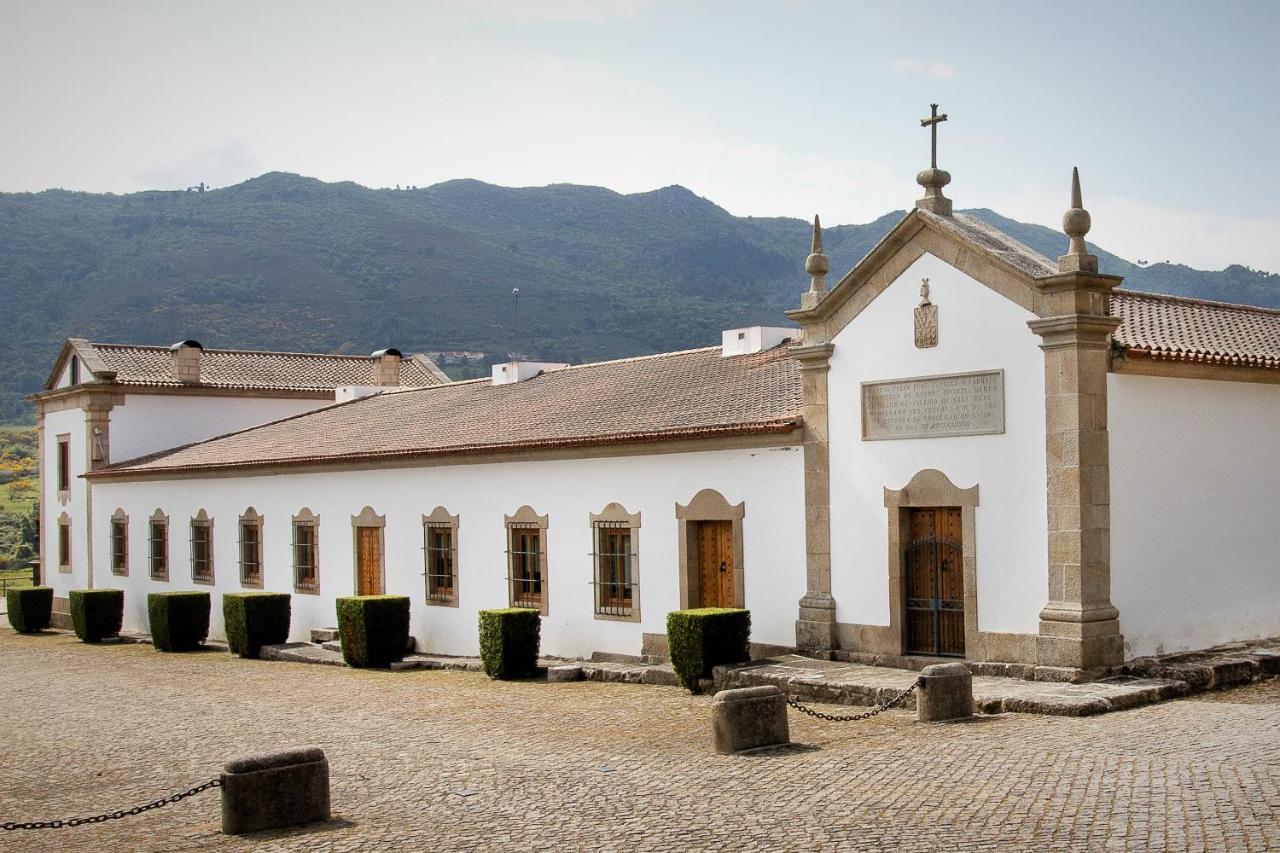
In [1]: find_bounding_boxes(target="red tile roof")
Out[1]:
[59,342,447,391]
[1111,291,1280,370]
[91,344,803,477]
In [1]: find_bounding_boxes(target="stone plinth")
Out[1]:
[917,663,973,722]
[711,685,790,754]
[220,747,330,835]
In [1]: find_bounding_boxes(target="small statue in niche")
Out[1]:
[914,277,938,348]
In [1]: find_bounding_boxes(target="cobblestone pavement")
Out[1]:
[2,628,1278,852]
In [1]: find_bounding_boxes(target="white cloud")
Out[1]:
[892,56,956,78]
[436,0,655,23]
[134,139,260,191]
[993,187,1280,274]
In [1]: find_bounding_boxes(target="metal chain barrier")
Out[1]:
[786,676,923,722]
[2,778,221,831]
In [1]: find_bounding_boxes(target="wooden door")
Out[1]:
[904,508,964,657]
[356,527,383,596]
[695,520,735,608]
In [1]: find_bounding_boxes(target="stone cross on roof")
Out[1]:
[920,103,948,170]
[915,103,953,216]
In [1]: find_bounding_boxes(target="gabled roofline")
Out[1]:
[43,338,116,390]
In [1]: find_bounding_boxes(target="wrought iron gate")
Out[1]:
[904,535,965,657]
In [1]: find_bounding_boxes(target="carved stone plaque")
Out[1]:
[914,304,938,348]
[861,370,1005,441]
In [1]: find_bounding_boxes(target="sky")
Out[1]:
[3,0,1279,273]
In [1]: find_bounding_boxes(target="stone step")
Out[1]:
[320,636,417,654]
[310,628,339,644]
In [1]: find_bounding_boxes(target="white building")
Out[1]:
[32,165,1280,681]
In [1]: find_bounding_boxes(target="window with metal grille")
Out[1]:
[190,513,213,583]
[292,516,318,592]
[509,526,543,608]
[239,514,262,587]
[594,522,634,617]
[149,515,168,580]
[424,524,455,603]
[57,518,70,569]
[110,511,128,575]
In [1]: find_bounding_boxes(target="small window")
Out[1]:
[190,510,214,584]
[149,511,169,580]
[57,514,71,570]
[110,509,128,575]
[422,508,459,605]
[56,435,71,494]
[590,503,641,621]
[239,509,263,587]
[69,355,80,385]
[292,509,319,592]
[505,506,548,613]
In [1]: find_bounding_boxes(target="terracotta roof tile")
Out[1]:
[93,344,803,476]
[1111,290,1280,369]
[85,344,446,390]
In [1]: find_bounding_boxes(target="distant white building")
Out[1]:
[32,162,1280,680]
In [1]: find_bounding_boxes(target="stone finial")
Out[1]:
[801,214,830,309]
[916,168,952,216]
[1058,166,1098,273]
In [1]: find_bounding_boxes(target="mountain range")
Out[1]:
[1,172,1276,423]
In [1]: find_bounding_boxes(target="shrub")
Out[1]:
[478,608,541,680]
[336,595,410,668]
[5,586,52,634]
[69,589,124,642]
[223,592,291,658]
[666,608,752,692]
[147,591,211,652]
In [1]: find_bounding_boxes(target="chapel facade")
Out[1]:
[31,151,1280,682]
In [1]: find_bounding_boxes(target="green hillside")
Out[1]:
[1,173,1275,423]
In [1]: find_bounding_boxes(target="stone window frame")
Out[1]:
[55,433,71,504]
[505,506,549,616]
[422,506,459,607]
[190,509,215,585]
[292,508,320,594]
[238,507,264,589]
[350,506,386,596]
[883,469,980,659]
[56,511,71,572]
[110,508,129,576]
[148,509,169,581]
[589,502,641,623]
[675,489,746,610]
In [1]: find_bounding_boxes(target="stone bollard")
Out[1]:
[712,685,790,754]
[220,747,331,835]
[917,662,974,722]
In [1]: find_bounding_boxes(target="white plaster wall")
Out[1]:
[1110,373,1280,657]
[109,395,330,464]
[827,252,1049,636]
[90,444,805,658]
[41,408,89,598]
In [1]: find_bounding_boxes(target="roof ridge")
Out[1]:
[1113,288,1280,317]
[88,342,429,360]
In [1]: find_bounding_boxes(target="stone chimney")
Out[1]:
[169,340,203,385]
[372,348,403,386]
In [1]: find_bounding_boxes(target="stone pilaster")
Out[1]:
[1028,274,1124,673]
[791,341,838,652]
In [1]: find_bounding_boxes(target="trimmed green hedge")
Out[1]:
[147,591,210,652]
[336,595,410,668]
[70,589,123,642]
[478,608,541,680]
[223,592,291,658]
[666,608,751,692]
[5,586,52,634]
